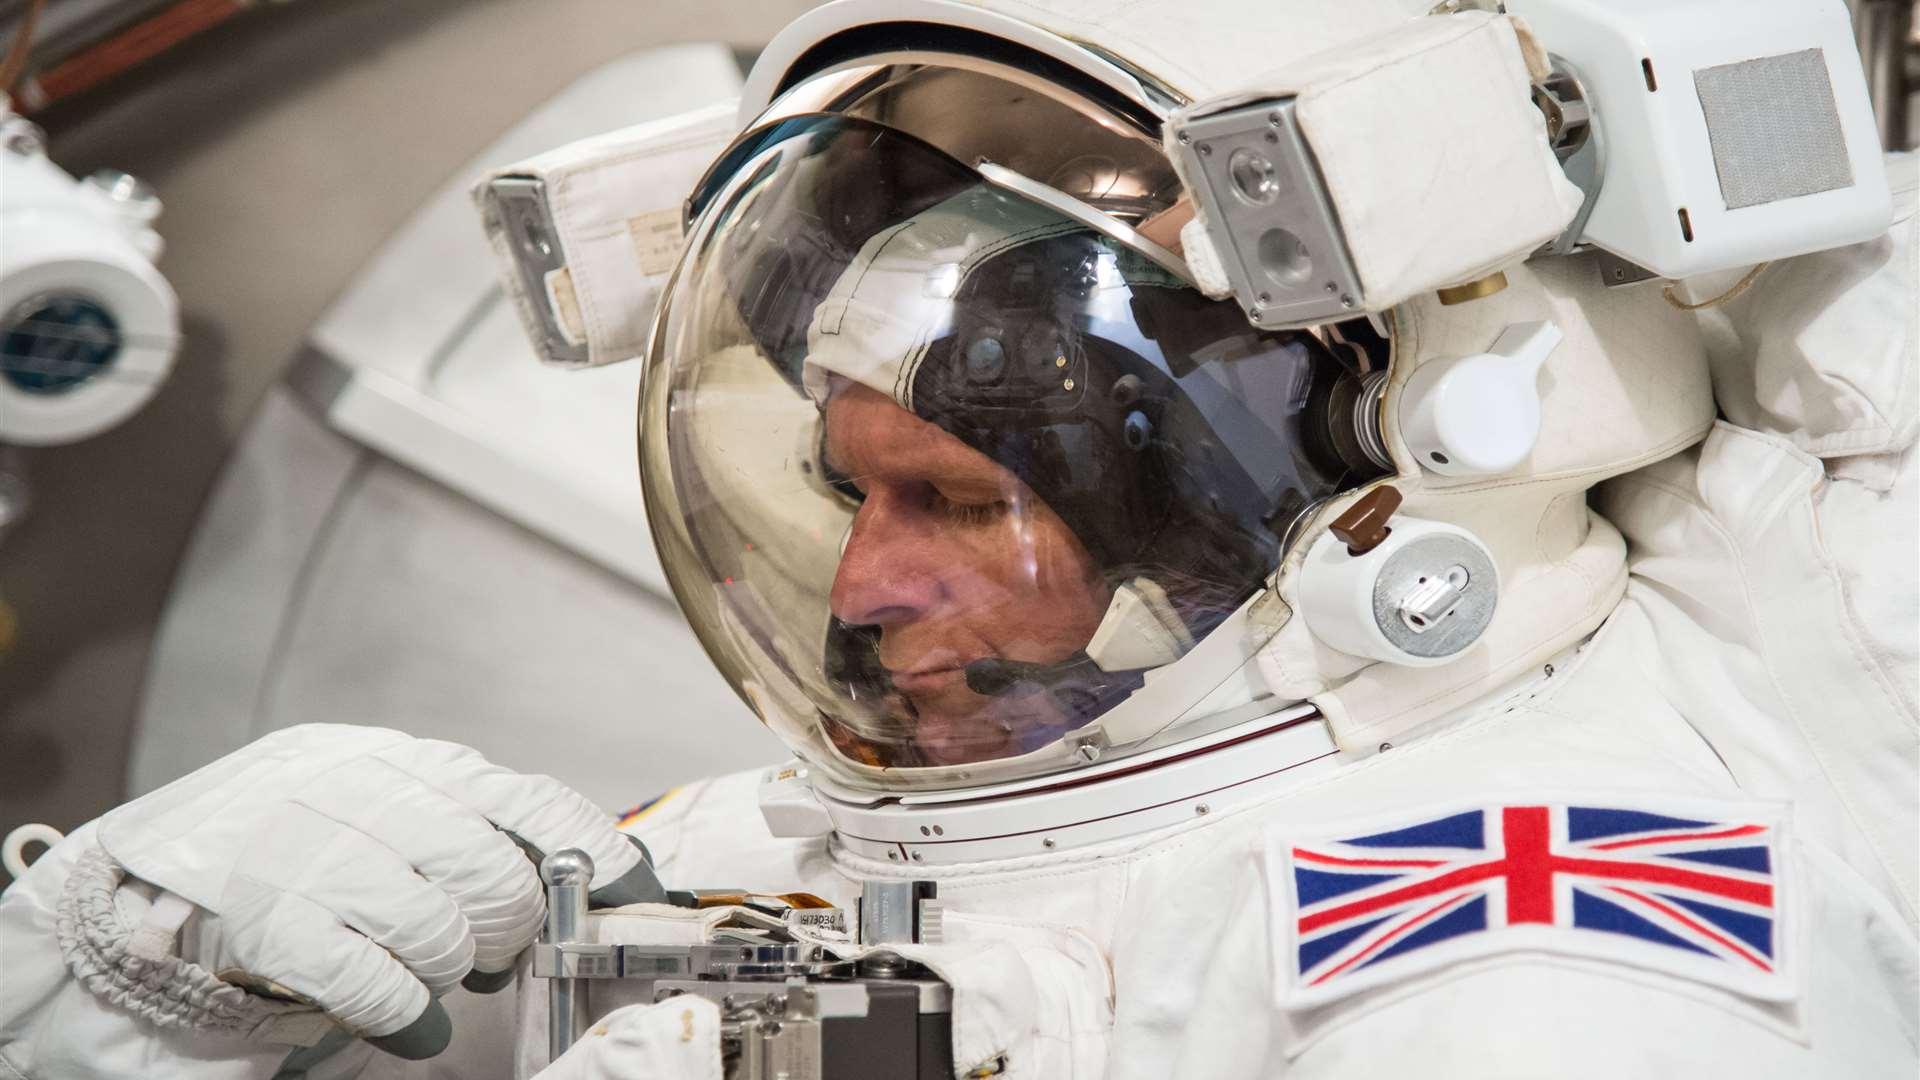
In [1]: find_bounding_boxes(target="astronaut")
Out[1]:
[2,0,1916,1077]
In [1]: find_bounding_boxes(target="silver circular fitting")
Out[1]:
[1227,147,1281,205]
[1258,227,1312,286]
[1371,534,1498,660]
[1353,370,1393,470]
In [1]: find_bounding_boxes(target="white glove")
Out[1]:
[49,724,652,1061]
[532,998,724,1080]
[896,914,1114,1079]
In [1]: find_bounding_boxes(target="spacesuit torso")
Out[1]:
[508,154,1920,1078]
[1,162,1913,1080]
[608,612,1917,1078]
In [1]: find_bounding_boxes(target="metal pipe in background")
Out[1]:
[1853,0,1918,150]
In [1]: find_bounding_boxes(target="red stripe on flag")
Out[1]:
[1608,887,1773,972]
[1554,855,1772,906]
[1309,892,1474,986]
[1299,861,1506,932]
[1503,807,1555,923]
[1293,848,1446,869]
[1587,824,1766,851]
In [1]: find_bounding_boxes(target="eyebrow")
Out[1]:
[823,415,1017,497]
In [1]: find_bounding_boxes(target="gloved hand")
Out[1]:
[13,723,656,1071]
[532,998,724,1080]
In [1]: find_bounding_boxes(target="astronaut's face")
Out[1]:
[824,383,1112,764]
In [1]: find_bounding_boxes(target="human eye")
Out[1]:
[819,456,867,502]
[931,489,1008,527]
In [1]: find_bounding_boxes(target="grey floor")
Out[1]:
[0,0,821,859]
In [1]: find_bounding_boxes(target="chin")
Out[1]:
[909,692,1075,766]
[912,715,1017,766]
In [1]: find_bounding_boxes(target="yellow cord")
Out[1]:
[1663,261,1771,311]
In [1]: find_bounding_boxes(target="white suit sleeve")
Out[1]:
[1674,151,1920,741]
[0,823,306,1080]
[1684,153,1919,711]
[1684,151,1917,465]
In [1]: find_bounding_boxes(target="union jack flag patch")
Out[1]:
[1274,798,1794,1007]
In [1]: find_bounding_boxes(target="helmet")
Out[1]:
[639,19,1397,794]
[636,0,1716,812]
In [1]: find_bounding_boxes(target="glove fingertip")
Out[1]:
[588,836,668,907]
[460,965,518,995]
[366,998,453,1060]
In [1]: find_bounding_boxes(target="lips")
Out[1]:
[889,665,969,693]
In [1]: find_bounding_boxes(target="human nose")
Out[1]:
[829,495,943,627]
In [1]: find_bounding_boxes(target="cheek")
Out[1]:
[990,508,1109,635]
[903,498,1109,660]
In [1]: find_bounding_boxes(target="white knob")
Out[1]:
[1400,321,1562,476]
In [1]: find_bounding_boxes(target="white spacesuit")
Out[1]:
[2,1,1915,1078]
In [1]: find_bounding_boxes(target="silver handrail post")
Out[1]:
[540,849,595,1064]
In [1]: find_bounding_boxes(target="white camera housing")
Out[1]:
[0,105,178,447]
[1509,0,1892,278]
